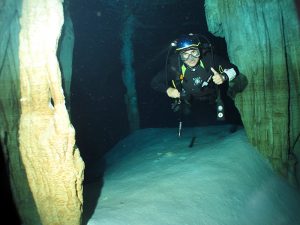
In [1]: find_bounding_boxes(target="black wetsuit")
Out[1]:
[151,52,239,103]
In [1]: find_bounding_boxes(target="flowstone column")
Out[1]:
[205,0,300,185]
[0,0,42,224]
[121,13,140,132]
[19,0,84,224]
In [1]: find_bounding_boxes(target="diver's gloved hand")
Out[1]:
[166,87,180,98]
[211,67,226,85]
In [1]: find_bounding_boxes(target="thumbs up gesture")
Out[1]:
[211,67,225,85]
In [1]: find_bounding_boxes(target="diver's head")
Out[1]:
[174,33,201,67]
[179,47,200,67]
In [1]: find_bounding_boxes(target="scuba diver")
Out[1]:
[151,33,240,136]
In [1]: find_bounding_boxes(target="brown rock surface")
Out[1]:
[205,0,300,184]
[0,0,84,224]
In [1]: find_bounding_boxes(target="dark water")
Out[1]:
[0,144,21,224]
[69,0,242,183]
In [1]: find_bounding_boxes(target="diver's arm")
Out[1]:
[213,54,239,82]
[150,70,170,93]
[151,73,180,98]
[151,54,180,96]
[204,53,239,83]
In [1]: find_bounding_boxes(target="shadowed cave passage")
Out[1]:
[68,1,245,224]
[69,0,243,184]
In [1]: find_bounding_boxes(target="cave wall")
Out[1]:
[0,1,42,224]
[0,0,84,224]
[205,0,300,184]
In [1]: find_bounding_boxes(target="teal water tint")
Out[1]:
[69,0,241,184]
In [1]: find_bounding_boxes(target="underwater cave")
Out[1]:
[0,0,300,224]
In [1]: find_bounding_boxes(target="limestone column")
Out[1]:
[121,12,140,132]
[0,0,42,224]
[205,0,300,184]
[18,0,84,224]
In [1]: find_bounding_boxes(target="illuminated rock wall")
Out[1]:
[205,0,300,185]
[0,0,84,224]
[0,1,41,224]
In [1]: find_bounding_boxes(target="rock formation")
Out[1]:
[205,0,300,186]
[0,1,41,224]
[121,12,140,132]
[0,0,84,224]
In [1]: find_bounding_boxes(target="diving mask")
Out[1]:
[180,48,200,61]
